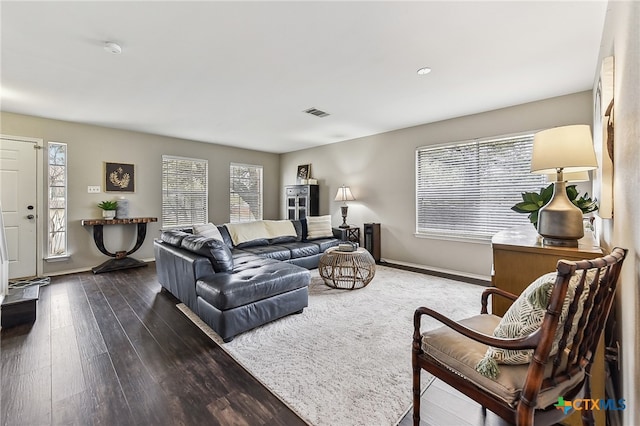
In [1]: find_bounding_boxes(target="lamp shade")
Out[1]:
[335,186,355,202]
[545,170,590,183]
[530,125,598,174]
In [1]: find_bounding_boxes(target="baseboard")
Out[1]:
[380,258,491,286]
[45,258,156,277]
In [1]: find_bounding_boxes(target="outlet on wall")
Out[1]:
[87,186,101,194]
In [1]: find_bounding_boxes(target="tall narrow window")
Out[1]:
[230,163,263,223]
[416,133,546,241]
[48,142,67,257]
[162,155,208,228]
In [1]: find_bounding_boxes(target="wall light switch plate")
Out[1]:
[87,186,101,193]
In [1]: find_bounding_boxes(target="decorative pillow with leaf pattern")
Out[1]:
[476,271,592,379]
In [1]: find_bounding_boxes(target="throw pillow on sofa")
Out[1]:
[181,235,234,272]
[306,215,333,240]
[475,270,593,379]
[193,222,224,242]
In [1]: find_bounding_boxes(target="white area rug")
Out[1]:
[178,265,485,426]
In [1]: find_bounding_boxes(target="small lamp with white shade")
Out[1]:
[335,185,355,229]
[530,125,598,246]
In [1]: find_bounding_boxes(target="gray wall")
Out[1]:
[0,111,281,275]
[281,91,593,279]
[595,1,640,421]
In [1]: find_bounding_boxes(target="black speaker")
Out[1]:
[363,223,381,262]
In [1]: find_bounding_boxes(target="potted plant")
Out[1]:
[97,200,118,219]
[511,184,598,229]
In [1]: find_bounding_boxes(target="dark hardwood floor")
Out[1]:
[1,264,510,426]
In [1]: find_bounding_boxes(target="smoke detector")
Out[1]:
[104,41,122,54]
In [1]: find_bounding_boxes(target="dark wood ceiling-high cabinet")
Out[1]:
[285,184,318,220]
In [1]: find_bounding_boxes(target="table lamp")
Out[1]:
[335,185,355,228]
[530,125,598,246]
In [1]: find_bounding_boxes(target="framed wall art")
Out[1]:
[105,162,135,192]
[296,164,311,183]
[593,56,614,219]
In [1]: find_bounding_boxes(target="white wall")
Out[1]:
[0,112,281,276]
[281,91,593,279]
[596,1,640,422]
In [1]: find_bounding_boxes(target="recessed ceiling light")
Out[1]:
[417,67,432,75]
[104,41,122,54]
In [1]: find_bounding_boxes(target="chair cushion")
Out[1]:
[305,215,333,240]
[477,271,593,379]
[193,222,224,242]
[181,235,234,272]
[421,315,584,409]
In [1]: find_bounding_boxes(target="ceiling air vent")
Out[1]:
[303,107,330,118]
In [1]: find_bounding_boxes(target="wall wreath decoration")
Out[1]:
[105,162,135,192]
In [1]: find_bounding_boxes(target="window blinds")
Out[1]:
[416,134,546,240]
[230,163,263,223]
[162,155,208,228]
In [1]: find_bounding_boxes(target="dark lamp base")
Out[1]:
[542,237,579,247]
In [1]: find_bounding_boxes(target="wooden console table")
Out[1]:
[81,217,157,274]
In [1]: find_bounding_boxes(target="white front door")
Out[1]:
[0,137,38,279]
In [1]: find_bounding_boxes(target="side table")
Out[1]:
[318,247,376,290]
[333,226,360,245]
[81,217,157,274]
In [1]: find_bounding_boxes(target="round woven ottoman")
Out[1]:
[318,247,376,289]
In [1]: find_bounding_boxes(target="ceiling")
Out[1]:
[1,1,607,154]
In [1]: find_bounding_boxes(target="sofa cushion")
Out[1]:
[196,256,310,310]
[280,242,320,259]
[311,238,341,252]
[239,245,292,261]
[181,235,234,272]
[193,222,224,242]
[306,215,334,240]
[291,220,303,242]
[160,230,190,247]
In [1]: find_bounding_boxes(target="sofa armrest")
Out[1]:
[154,240,215,312]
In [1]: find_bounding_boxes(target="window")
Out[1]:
[416,133,546,241]
[230,163,263,223]
[162,155,208,228]
[48,142,67,257]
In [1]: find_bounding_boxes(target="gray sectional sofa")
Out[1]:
[154,219,341,342]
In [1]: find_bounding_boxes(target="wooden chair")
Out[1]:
[412,247,627,426]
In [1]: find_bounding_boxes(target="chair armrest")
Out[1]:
[412,306,541,352]
[480,287,518,314]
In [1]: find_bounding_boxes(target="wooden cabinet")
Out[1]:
[491,225,605,425]
[285,185,318,220]
[491,226,603,316]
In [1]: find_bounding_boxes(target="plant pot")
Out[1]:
[102,210,116,219]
